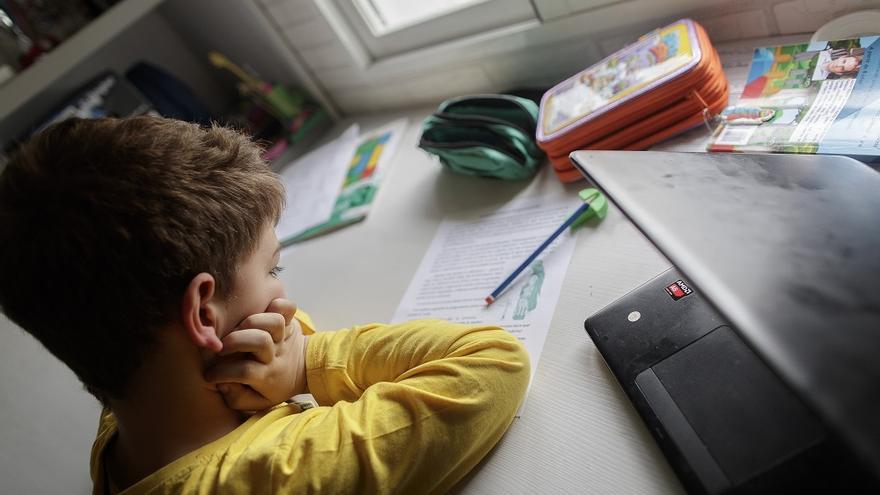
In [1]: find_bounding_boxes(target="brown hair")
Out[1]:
[0,116,285,403]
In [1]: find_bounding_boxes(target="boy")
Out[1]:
[0,117,529,493]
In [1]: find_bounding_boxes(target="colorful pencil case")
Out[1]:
[536,18,729,182]
[419,94,544,180]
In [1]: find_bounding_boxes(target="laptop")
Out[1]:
[569,151,880,493]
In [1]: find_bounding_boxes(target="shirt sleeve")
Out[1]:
[268,319,530,494]
[293,308,316,335]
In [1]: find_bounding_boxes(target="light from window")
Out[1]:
[352,0,489,36]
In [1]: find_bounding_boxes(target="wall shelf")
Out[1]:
[0,0,165,122]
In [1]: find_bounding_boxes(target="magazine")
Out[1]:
[708,36,879,156]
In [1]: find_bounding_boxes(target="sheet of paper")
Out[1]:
[275,124,360,243]
[391,193,583,412]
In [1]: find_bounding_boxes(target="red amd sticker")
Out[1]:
[665,280,693,300]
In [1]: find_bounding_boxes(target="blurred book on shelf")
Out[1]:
[207,50,329,164]
[17,71,151,140]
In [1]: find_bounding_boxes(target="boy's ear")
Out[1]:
[181,273,224,353]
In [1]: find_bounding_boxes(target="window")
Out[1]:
[353,0,491,36]
[320,0,537,63]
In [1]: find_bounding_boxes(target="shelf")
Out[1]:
[0,0,166,122]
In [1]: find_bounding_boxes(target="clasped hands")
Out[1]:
[205,298,308,411]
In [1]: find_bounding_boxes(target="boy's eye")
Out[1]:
[270,266,285,278]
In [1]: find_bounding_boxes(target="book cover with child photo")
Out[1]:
[709,35,879,157]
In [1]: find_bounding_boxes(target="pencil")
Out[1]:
[484,201,592,306]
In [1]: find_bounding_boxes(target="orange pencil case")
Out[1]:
[536,19,729,182]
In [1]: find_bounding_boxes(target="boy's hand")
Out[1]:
[205,298,309,411]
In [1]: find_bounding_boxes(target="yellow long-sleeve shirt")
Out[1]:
[90,319,529,494]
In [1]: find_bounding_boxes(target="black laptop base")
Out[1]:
[585,267,875,494]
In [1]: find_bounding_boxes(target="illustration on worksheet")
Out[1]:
[513,261,545,320]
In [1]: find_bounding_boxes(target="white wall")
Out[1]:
[159,0,307,91]
[0,314,100,495]
[259,0,880,114]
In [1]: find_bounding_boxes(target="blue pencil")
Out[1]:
[484,201,592,306]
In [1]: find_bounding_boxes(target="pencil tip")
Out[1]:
[484,296,494,305]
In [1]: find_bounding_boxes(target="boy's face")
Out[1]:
[220,222,287,338]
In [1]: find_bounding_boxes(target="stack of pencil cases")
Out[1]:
[536,18,728,182]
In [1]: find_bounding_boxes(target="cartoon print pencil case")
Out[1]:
[537,18,729,182]
[419,94,545,180]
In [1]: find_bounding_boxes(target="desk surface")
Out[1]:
[278,108,682,493]
[275,32,880,492]
[274,35,819,492]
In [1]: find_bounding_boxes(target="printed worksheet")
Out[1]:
[391,193,583,411]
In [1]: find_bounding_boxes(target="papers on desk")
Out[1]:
[392,193,583,411]
[276,119,408,244]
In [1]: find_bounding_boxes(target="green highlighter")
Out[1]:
[485,188,608,305]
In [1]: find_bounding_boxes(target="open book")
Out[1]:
[276,118,408,245]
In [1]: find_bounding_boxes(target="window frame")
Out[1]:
[352,0,495,37]
[315,0,539,67]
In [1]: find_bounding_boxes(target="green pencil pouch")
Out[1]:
[418,94,545,180]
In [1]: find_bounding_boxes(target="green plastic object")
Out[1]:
[418,94,545,180]
[265,86,305,119]
[571,188,608,229]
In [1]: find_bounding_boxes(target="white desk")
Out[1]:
[278,108,682,493]
[276,35,822,492]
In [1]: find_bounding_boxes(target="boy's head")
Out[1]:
[0,116,285,404]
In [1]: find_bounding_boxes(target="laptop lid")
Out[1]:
[570,150,880,476]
